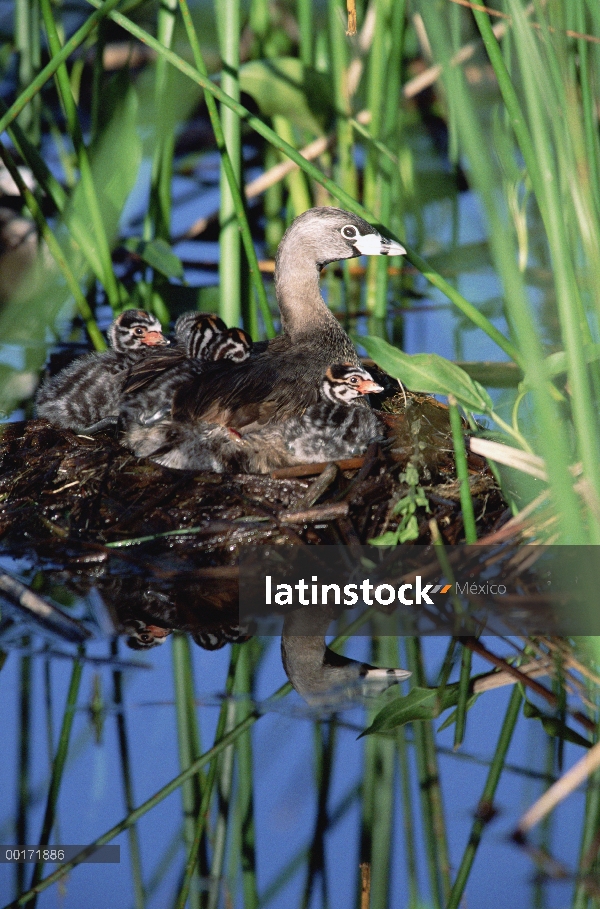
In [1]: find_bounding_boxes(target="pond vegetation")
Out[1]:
[1,0,600,907]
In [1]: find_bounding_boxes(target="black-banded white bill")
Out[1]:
[352,230,406,256]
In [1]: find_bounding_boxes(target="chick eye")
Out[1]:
[341,224,358,240]
[349,375,359,384]
[133,326,145,335]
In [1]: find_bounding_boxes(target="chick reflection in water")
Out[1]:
[281,602,411,708]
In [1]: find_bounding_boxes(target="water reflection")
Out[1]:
[0,553,412,708]
[281,601,411,707]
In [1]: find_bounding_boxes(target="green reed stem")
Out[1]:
[139,0,177,323]
[148,0,177,244]
[303,723,334,908]
[111,644,145,909]
[363,0,387,212]
[327,0,358,201]
[405,637,451,907]
[363,635,397,909]
[454,645,472,752]
[172,634,203,909]
[90,18,106,144]
[208,694,237,909]
[272,116,312,216]
[178,0,274,337]
[349,118,399,168]
[81,0,517,361]
[371,0,406,320]
[297,0,313,67]
[448,396,477,544]
[234,644,259,909]
[215,0,242,330]
[29,658,83,901]
[574,3,600,216]
[134,825,185,907]
[39,0,120,310]
[249,0,269,54]
[446,685,523,909]
[363,0,388,315]
[175,647,242,909]
[573,763,600,909]
[397,723,419,908]
[41,657,67,878]
[42,659,55,796]
[535,731,556,909]
[263,143,285,254]
[15,0,40,144]
[16,650,32,896]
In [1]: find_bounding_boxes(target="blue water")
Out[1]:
[0,633,583,908]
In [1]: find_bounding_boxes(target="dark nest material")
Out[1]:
[0,392,508,645]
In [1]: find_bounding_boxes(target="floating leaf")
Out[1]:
[123,237,184,280]
[239,58,335,135]
[361,336,494,414]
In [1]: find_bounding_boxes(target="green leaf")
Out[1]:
[368,531,399,547]
[392,495,413,514]
[397,515,419,542]
[123,237,184,280]
[522,700,591,749]
[360,684,463,736]
[239,58,335,135]
[455,361,523,388]
[361,336,494,413]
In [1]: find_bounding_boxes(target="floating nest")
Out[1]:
[0,390,508,647]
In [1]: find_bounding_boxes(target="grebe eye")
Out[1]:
[133,326,145,335]
[349,375,359,383]
[341,225,358,240]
